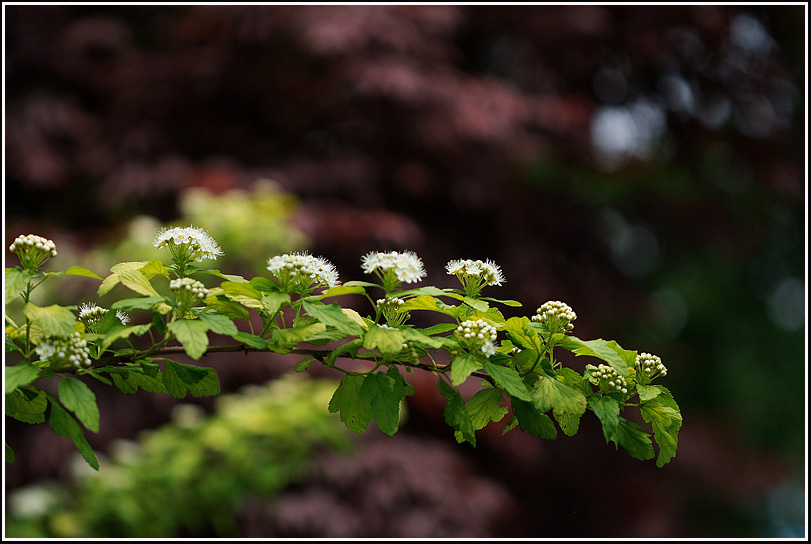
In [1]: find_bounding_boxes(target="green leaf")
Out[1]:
[531,375,587,436]
[6,443,15,464]
[205,298,251,321]
[399,327,444,349]
[588,395,621,443]
[294,357,315,373]
[504,316,543,353]
[5,387,47,424]
[359,371,405,436]
[118,268,161,297]
[640,386,682,467]
[56,266,103,280]
[610,416,655,461]
[5,364,40,394]
[221,281,264,310]
[111,296,167,311]
[399,295,453,316]
[99,323,152,351]
[466,387,508,431]
[319,284,369,298]
[482,359,532,401]
[302,301,364,337]
[48,396,99,470]
[418,322,459,336]
[481,296,522,307]
[58,378,100,432]
[450,352,483,386]
[6,268,30,304]
[511,349,540,374]
[559,336,635,377]
[511,397,557,439]
[161,360,220,399]
[104,367,166,394]
[328,374,372,434]
[437,378,476,445]
[249,276,279,292]
[261,291,291,315]
[363,324,405,355]
[636,384,662,402]
[23,302,77,337]
[168,319,210,359]
[97,261,148,296]
[270,322,326,351]
[138,260,171,279]
[198,312,239,336]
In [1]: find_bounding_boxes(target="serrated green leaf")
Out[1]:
[198,312,239,336]
[111,296,167,311]
[482,359,532,401]
[399,327,443,349]
[511,397,557,439]
[610,416,655,461]
[161,360,220,399]
[5,364,40,394]
[640,386,682,467]
[48,396,99,470]
[118,268,161,297]
[138,260,170,279]
[23,303,77,337]
[302,301,364,337]
[437,378,476,445]
[248,276,279,292]
[270,322,326,350]
[399,295,452,316]
[588,395,621,443]
[294,357,315,373]
[319,284,369,298]
[481,296,522,307]
[359,371,404,436]
[504,316,543,353]
[363,324,405,355]
[5,387,47,424]
[511,349,540,374]
[6,268,29,304]
[559,336,635,377]
[418,322,459,336]
[328,374,372,434]
[531,374,587,436]
[99,323,152,351]
[106,368,166,394]
[58,378,100,433]
[168,319,210,359]
[636,384,663,402]
[450,352,483,386]
[221,281,264,310]
[261,291,291,315]
[466,387,508,431]
[204,298,251,321]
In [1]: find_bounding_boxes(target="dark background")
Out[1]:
[4,4,807,538]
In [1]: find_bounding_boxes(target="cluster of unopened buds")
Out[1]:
[9,234,58,271]
[589,364,629,395]
[456,318,498,358]
[35,332,92,369]
[532,300,577,332]
[634,352,667,385]
[446,258,505,297]
[376,297,407,326]
[266,252,340,292]
[170,277,209,311]
[78,303,130,331]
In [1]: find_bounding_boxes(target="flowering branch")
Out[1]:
[5,228,682,471]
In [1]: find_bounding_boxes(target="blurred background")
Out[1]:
[3,4,806,538]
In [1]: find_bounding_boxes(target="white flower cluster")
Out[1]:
[79,302,130,329]
[456,318,498,358]
[446,259,505,286]
[532,300,577,332]
[635,352,667,384]
[9,234,57,270]
[266,252,340,290]
[361,250,426,284]
[170,277,210,299]
[590,364,628,395]
[35,333,92,369]
[153,226,223,262]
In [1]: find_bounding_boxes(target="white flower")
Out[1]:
[362,250,426,284]
[635,352,667,384]
[267,252,340,290]
[9,234,58,271]
[36,333,91,369]
[446,258,505,297]
[154,226,223,262]
[456,318,498,358]
[116,310,131,325]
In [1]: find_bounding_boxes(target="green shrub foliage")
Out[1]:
[5,228,682,470]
